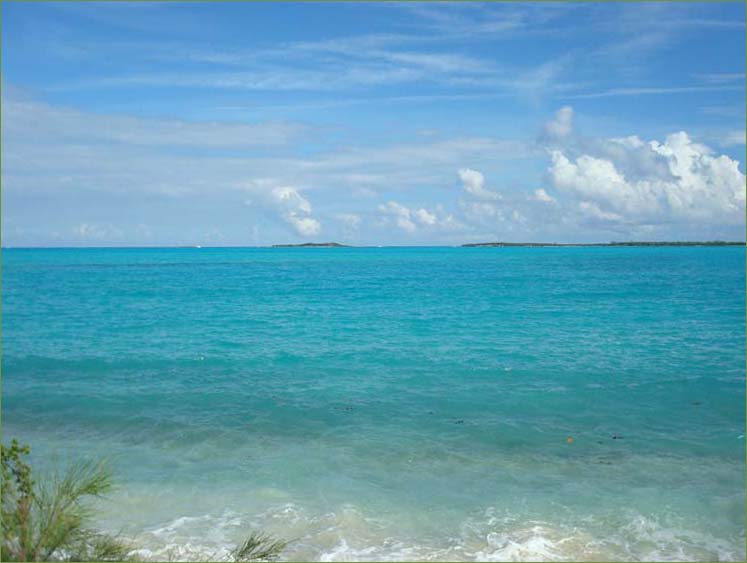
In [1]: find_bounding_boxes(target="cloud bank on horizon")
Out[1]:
[1,2,745,246]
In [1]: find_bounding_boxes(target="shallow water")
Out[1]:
[3,247,745,561]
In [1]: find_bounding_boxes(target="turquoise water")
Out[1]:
[2,247,745,561]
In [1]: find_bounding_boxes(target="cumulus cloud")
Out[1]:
[72,222,123,241]
[459,200,504,222]
[336,213,361,230]
[269,187,321,236]
[455,168,541,233]
[414,208,437,225]
[378,201,418,232]
[245,184,321,237]
[2,87,534,206]
[578,201,623,222]
[377,200,459,233]
[270,186,313,215]
[543,106,574,140]
[549,131,746,225]
[456,168,515,227]
[286,215,321,237]
[449,113,745,241]
[458,168,501,200]
[5,88,745,245]
[531,188,556,203]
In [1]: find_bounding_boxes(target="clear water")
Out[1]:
[2,247,745,561]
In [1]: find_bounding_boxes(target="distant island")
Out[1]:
[462,241,745,247]
[271,242,349,248]
[268,241,745,249]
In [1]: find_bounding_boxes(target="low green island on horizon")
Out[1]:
[268,241,746,248]
[3,241,746,250]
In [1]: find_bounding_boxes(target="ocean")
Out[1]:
[2,246,745,561]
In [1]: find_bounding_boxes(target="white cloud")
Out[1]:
[245,185,322,237]
[720,130,746,147]
[551,151,645,211]
[456,168,526,230]
[692,72,745,84]
[459,200,505,222]
[4,88,745,245]
[578,201,623,222]
[377,201,457,234]
[700,105,744,118]
[269,187,321,237]
[549,131,746,224]
[50,30,503,94]
[543,106,574,140]
[269,186,313,215]
[2,95,306,148]
[414,208,437,225]
[566,84,743,99]
[2,89,533,204]
[532,188,556,203]
[285,215,321,237]
[72,222,123,241]
[336,213,361,230]
[458,168,501,200]
[378,201,417,232]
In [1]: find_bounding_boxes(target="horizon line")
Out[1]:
[2,241,745,250]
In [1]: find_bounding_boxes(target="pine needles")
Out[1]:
[1,439,132,561]
[230,532,288,562]
[2,439,289,562]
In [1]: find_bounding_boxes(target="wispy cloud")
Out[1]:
[565,84,744,100]
[394,1,577,38]
[1,88,535,201]
[2,94,309,148]
[39,6,570,99]
[211,93,512,114]
[3,2,745,245]
[692,72,745,84]
[719,130,747,147]
[700,104,745,118]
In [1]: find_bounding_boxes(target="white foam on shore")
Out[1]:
[116,503,745,562]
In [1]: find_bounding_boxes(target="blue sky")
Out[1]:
[2,1,745,246]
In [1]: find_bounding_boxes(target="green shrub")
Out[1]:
[231,532,288,562]
[2,439,132,561]
[2,440,288,562]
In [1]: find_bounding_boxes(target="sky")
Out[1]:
[2,1,745,246]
